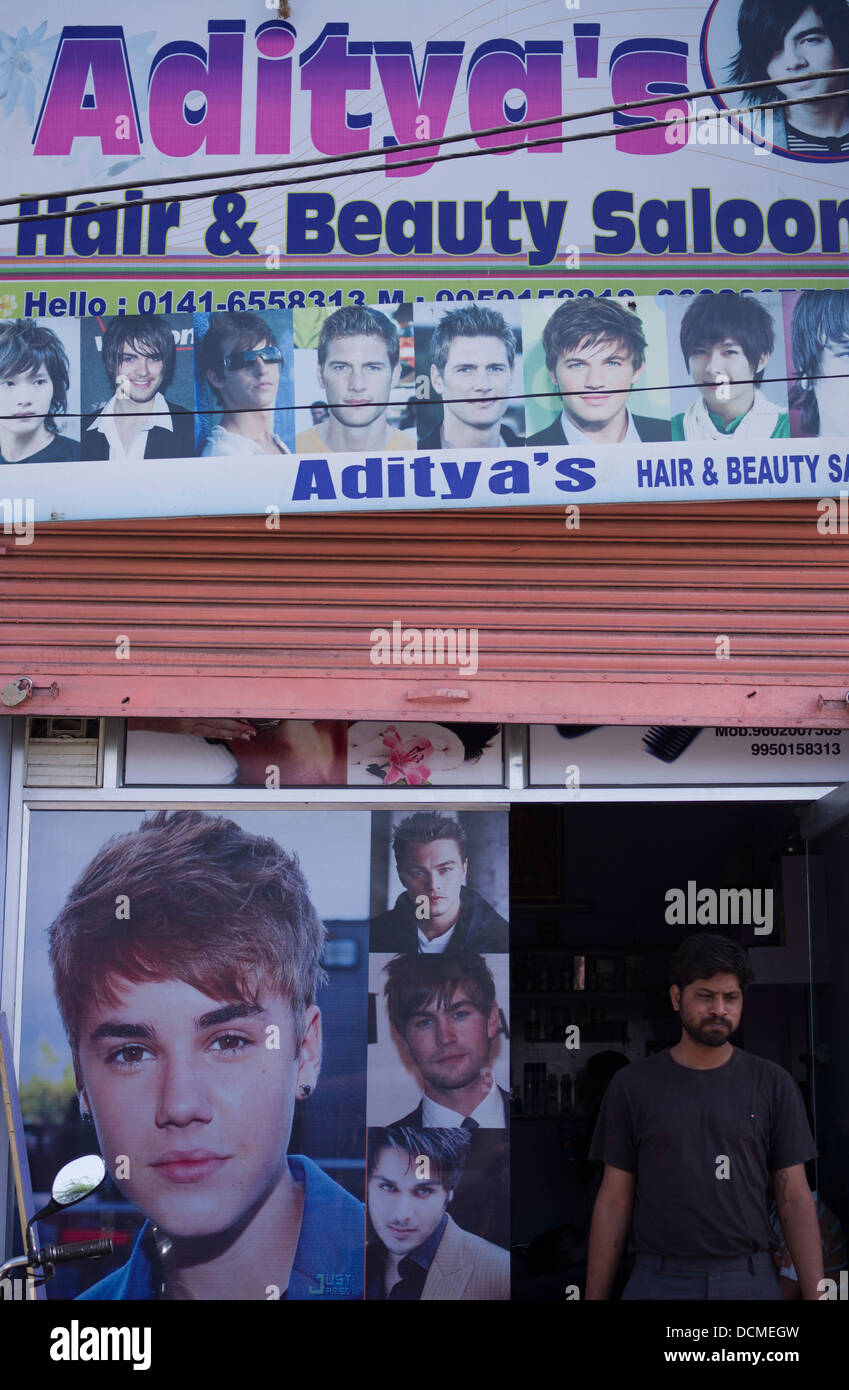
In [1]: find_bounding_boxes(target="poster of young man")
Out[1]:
[522,297,672,446]
[662,291,790,440]
[784,287,849,437]
[0,318,80,464]
[365,1125,510,1297]
[704,0,849,160]
[80,314,195,461]
[18,808,369,1300]
[413,302,524,450]
[194,311,295,457]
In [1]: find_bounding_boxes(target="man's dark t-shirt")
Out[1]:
[589,1048,816,1259]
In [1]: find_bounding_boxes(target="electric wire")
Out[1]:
[1,372,847,425]
[3,77,848,229]
[2,64,845,212]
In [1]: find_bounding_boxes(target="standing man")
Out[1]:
[419,306,523,450]
[586,933,822,1301]
[671,294,789,440]
[527,298,671,446]
[366,1125,509,1299]
[295,306,415,453]
[370,811,508,953]
[383,951,508,1129]
[83,316,194,460]
[197,312,291,456]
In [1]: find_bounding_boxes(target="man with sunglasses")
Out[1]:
[198,313,291,456]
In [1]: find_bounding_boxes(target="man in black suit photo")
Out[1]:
[526,298,671,446]
[383,951,509,1130]
[418,305,524,451]
[82,315,194,461]
[370,811,508,954]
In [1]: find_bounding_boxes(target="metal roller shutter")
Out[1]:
[2,503,848,725]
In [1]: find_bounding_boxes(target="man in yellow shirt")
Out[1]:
[296,306,415,453]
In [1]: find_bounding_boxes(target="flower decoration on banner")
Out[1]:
[0,24,58,123]
[0,294,18,318]
[366,725,434,786]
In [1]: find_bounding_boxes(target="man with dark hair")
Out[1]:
[790,288,849,434]
[672,293,789,439]
[197,312,290,456]
[82,315,193,460]
[383,950,508,1129]
[295,305,414,453]
[527,298,670,446]
[366,1125,509,1299]
[729,0,849,155]
[49,809,364,1300]
[369,810,508,953]
[586,932,822,1301]
[419,305,524,450]
[0,319,79,463]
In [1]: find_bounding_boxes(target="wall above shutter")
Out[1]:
[2,504,848,727]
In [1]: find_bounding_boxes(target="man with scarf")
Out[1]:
[671,293,789,441]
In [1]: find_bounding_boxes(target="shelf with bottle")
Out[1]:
[511,949,646,995]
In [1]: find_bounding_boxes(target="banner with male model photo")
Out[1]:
[17,808,370,1301]
[365,809,511,1299]
[2,286,848,520]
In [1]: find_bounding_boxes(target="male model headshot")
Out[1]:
[0,319,79,463]
[790,288,849,435]
[48,809,364,1300]
[526,299,671,446]
[369,811,508,953]
[197,312,292,457]
[383,950,508,1129]
[295,306,415,453]
[418,305,524,450]
[586,933,821,1301]
[366,1125,509,1299]
[671,293,789,439]
[729,0,849,156]
[82,316,193,461]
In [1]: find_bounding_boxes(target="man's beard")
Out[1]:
[680,1010,738,1048]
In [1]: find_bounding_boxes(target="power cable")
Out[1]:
[1,372,847,425]
[2,64,843,212]
[3,81,847,229]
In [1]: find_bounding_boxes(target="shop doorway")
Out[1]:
[508,799,840,1300]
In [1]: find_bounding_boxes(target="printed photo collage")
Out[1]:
[21,806,510,1300]
[2,290,847,467]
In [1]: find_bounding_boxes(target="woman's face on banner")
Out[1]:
[76,976,319,1238]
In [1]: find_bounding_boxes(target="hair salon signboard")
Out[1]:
[0,0,846,519]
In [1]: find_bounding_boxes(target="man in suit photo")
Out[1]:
[383,951,509,1129]
[418,304,524,451]
[82,315,194,461]
[369,811,508,954]
[366,1125,509,1299]
[526,297,671,446]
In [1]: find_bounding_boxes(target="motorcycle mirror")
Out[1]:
[52,1155,107,1208]
[27,1155,107,1254]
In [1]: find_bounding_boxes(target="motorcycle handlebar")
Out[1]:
[39,1238,114,1265]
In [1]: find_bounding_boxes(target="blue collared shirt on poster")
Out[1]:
[75,1156,365,1301]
